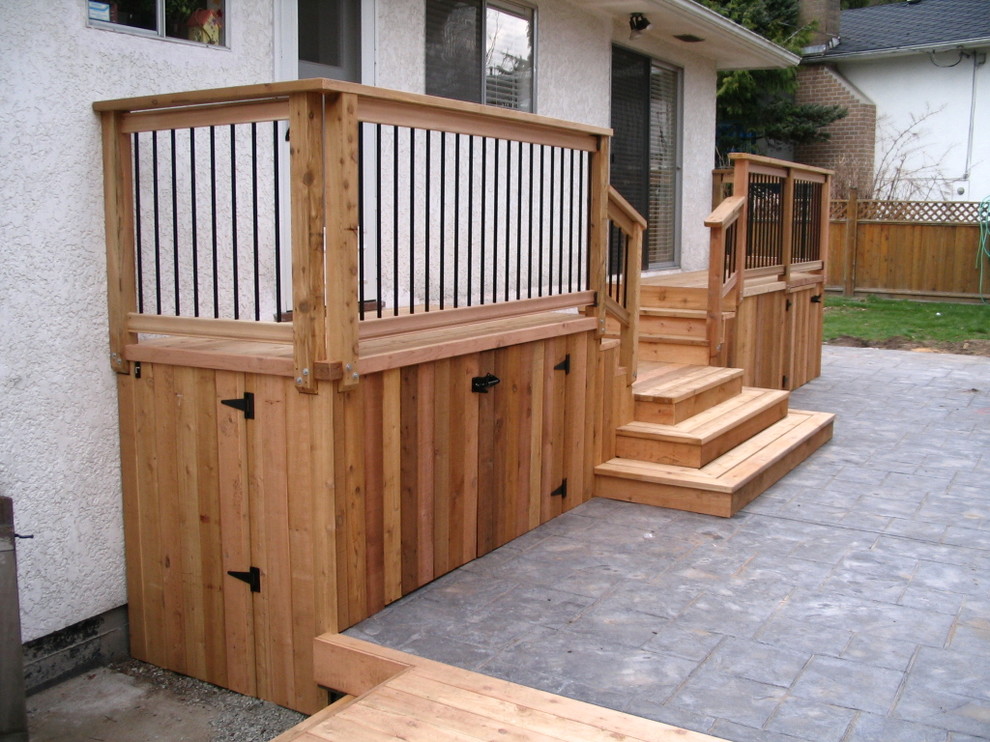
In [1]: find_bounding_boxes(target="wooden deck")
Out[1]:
[272,634,724,742]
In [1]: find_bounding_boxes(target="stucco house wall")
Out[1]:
[0,0,277,643]
[2,0,726,647]
[837,51,990,201]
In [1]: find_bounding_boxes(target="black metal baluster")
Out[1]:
[568,149,576,293]
[170,130,180,316]
[579,152,587,289]
[538,144,544,297]
[480,136,487,304]
[467,136,474,306]
[273,121,282,322]
[357,123,365,321]
[210,127,219,318]
[528,143,534,298]
[189,128,199,317]
[504,139,511,302]
[393,125,399,316]
[251,123,260,321]
[409,127,415,314]
[133,133,144,313]
[152,130,162,314]
[454,134,460,308]
[230,124,239,320]
[376,124,383,318]
[548,147,555,295]
[440,132,446,310]
[516,142,523,299]
[425,129,431,312]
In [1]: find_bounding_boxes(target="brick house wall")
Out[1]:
[794,64,876,197]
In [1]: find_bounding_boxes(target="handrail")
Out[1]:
[97,81,613,392]
[705,196,745,366]
[605,186,644,383]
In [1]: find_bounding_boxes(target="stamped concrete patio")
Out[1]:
[346,346,990,742]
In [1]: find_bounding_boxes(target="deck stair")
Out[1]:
[636,283,714,365]
[596,361,833,517]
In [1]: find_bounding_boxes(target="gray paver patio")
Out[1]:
[346,346,990,741]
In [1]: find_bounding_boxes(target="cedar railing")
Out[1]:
[96,80,622,393]
[705,154,831,364]
[605,186,646,382]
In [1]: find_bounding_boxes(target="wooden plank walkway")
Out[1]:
[272,634,725,741]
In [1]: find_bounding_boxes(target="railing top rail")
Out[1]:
[607,185,648,230]
[95,78,611,144]
[729,152,833,178]
[705,195,745,228]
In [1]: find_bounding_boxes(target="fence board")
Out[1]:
[830,198,985,300]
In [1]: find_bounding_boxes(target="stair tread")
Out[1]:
[633,363,743,403]
[640,307,707,318]
[639,333,709,346]
[617,388,790,444]
[597,410,835,493]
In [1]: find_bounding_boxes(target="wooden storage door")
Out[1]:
[118,363,332,715]
[733,290,787,389]
[786,282,825,389]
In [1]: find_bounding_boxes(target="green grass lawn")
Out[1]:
[824,295,990,343]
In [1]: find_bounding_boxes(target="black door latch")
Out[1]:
[471,373,501,393]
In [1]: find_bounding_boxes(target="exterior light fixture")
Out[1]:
[629,13,652,39]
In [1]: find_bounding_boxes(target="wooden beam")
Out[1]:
[127,314,293,343]
[289,92,327,394]
[324,93,361,391]
[587,135,610,338]
[102,110,138,374]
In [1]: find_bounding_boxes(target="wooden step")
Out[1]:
[638,334,710,365]
[638,308,707,338]
[595,410,835,517]
[616,388,790,467]
[633,363,744,424]
[288,634,725,742]
[640,284,707,310]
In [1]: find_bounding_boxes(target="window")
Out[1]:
[88,1,226,46]
[610,46,682,268]
[425,0,534,112]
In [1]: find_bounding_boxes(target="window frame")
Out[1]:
[425,0,537,113]
[87,0,228,48]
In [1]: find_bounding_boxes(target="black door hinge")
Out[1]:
[782,375,789,388]
[227,566,261,593]
[811,294,823,303]
[550,479,568,498]
[221,392,255,419]
[786,299,793,311]
[134,362,141,379]
[472,373,501,393]
[554,354,571,374]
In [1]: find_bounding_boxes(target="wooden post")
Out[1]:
[289,92,327,394]
[324,92,361,391]
[781,168,795,282]
[732,156,750,310]
[587,135,610,338]
[843,188,857,296]
[101,110,138,374]
[622,222,642,383]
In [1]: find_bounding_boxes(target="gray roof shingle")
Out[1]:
[816,0,990,59]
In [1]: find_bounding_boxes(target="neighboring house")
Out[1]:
[0,0,793,684]
[795,0,990,200]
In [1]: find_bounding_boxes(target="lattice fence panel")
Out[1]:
[857,200,980,224]
[830,200,848,221]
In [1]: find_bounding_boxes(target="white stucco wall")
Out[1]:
[0,0,277,641]
[838,50,990,201]
[2,0,724,645]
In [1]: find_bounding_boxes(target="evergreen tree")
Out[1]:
[698,0,846,163]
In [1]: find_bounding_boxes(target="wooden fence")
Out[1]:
[828,190,987,301]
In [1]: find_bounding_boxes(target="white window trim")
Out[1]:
[87,0,229,49]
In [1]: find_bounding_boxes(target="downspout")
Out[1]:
[962,50,986,184]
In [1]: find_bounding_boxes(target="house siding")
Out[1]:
[3,0,723,646]
[794,64,876,197]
